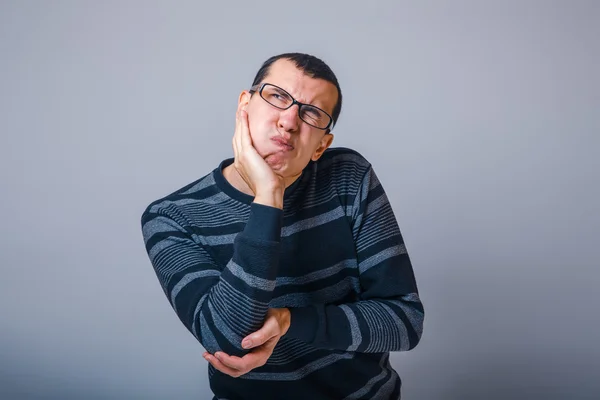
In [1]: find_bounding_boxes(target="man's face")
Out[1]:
[238,59,338,178]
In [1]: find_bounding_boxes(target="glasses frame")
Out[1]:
[249,83,334,131]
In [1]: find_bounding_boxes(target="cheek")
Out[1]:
[247,112,264,140]
[247,117,273,157]
[248,108,276,135]
[295,137,322,160]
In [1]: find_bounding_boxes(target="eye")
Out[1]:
[301,107,322,121]
[265,89,291,105]
[273,89,291,99]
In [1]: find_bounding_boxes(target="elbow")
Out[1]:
[407,315,424,351]
[392,308,424,352]
[191,296,259,358]
[193,315,249,358]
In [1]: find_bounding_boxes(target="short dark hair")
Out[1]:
[250,52,343,130]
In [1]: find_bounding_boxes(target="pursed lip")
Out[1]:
[271,136,294,150]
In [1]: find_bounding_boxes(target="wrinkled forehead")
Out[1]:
[260,59,338,113]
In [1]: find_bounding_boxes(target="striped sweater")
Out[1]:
[141,147,424,400]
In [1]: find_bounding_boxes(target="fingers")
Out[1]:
[203,346,273,378]
[242,317,278,350]
[214,350,268,372]
[234,110,252,168]
[239,109,253,149]
[230,108,283,197]
[203,352,245,378]
[232,110,242,161]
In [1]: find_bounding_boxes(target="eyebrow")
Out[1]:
[270,83,330,113]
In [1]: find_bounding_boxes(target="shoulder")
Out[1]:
[320,146,371,165]
[314,146,373,179]
[306,147,374,199]
[141,168,218,225]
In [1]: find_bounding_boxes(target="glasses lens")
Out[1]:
[261,85,293,109]
[260,84,332,130]
[299,106,331,129]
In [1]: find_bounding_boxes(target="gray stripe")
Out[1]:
[275,259,357,286]
[199,311,220,354]
[357,192,387,222]
[353,194,392,240]
[211,281,267,336]
[371,368,399,400]
[357,227,401,253]
[183,211,243,227]
[241,352,354,381]
[281,206,346,237]
[343,353,388,399]
[317,152,370,172]
[270,276,358,307]
[339,304,362,352]
[197,232,238,246]
[389,295,424,339]
[373,303,409,351]
[268,338,318,365]
[360,303,383,352]
[148,236,179,260]
[196,207,345,246]
[226,261,276,290]
[143,215,183,237]
[193,207,347,245]
[403,293,420,302]
[200,204,345,244]
[368,191,387,210]
[350,170,372,221]
[183,203,248,224]
[358,246,406,275]
[149,197,211,213]
[153,245,199,281]
[207,301,243,350]
[180,174,215,195]
[171,270,220,306]
[191,294,208,338]
[180,191,231,206]
[217,278,269,312]
[357,219,400,252]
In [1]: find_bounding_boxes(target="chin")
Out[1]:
[264,155,288,172]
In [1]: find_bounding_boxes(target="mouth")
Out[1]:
[271,137,294,151]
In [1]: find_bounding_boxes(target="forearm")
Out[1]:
[286,293,424,352]
[189,203,283,356]
[145,202,283,358]
[295,163,424,353]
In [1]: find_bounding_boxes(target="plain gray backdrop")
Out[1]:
[1,1,598,399]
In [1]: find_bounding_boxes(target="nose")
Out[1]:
[277,104,300,133]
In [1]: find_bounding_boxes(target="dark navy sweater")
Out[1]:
[141,147,424,399]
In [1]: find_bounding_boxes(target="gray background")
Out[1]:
[1,1,598,399]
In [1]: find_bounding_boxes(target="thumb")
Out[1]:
[241,321,277,350]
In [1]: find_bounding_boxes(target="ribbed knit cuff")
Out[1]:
[243,203,283,242]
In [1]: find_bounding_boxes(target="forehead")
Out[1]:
[260,59,338,113]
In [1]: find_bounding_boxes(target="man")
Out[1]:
[141,52,424,399]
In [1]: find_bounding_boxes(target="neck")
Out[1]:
[223,164,300,197]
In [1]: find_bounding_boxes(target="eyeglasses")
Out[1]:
[249,83,334,131]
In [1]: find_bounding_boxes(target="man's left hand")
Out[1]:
[203,307,291,378]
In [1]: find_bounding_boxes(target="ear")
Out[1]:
[311,133,334,161]
[237,90,251,115]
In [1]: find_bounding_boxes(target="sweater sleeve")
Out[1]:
[141,202,282,357]
[285,166,424,352]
